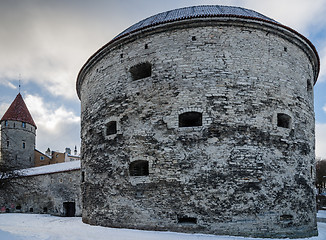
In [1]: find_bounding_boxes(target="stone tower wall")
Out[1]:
[78,19,318,238]
[0,120,36,169]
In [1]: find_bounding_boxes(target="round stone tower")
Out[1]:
[0,93,37,169]
[76,5,319,238]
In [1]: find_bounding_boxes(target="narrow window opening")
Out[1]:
[178,216,197,224]
[144,44,148,49]
[179,112,202,127]
[280,214,293,221]
[129,160,149,176]
[81,171,85,183]
[29,208,34,212]
[22,122,26,128]
[5,120,8,126]
[6,141,9,147]
[277,113,291,129]
[106,121,117,135]
[311,166,313,178]
[284,47,287,52]
[307,79,313,93]
[22,142,26,149]
[192,36,196,41]
[129,62,152,81]
[120,53,123,58]
[43,207,48,213]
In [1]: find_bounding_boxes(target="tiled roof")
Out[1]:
[113,5,277,41]
[1,93,37,128]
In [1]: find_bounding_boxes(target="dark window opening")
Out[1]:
[81,171,85,183]
[280,214,293,221]
[43,207,48,213]
[129,160,149,176]
[29,208,34,212]
[5,120,8,126]
[277,113,291,129]
[179,112,202,127]
[106,121,117,135]
[307,80,313,93]
[63,202,76,217]
[145,44,148,49]
[178,216,197,224]
[120,53,123,58]
[22,122,26,128]
[6,141,9,147]
[16,205,21,210]
[284,47,287,52]
[192,36,196,41]
[23,142,26,149]
[129,62,152,81]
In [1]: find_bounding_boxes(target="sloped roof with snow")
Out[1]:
[19,160,80,177]
[113,5,277,41]
[1,93,37,128]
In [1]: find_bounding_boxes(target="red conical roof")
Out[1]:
[1,93,37,128]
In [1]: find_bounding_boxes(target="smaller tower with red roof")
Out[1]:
[0,93,37,169]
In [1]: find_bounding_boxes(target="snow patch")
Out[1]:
[19,160,80,177]
[0,214,325,240]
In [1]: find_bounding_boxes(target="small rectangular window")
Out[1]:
[177,216,197,224]
[5,120,8,126]
[22,122,26,128]
[7,141,9,147]
[106,121,117,135]
[22,142,26,149]
[179,112,202,127]
[277,113,291,129]
[130,62,152,81]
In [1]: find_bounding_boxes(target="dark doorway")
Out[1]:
[63,202,75,217]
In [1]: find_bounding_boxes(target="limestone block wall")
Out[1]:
[0,120,36,169]
[78,18,319,238]
[0,169,81,217]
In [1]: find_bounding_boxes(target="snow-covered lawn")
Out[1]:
[0,213,326,240]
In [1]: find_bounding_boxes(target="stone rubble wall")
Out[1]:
[0,169,81,217]
[79,19,318,238]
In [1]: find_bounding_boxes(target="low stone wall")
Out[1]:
[0,164,81,217]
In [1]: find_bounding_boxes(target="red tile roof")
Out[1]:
[1,93,37,128]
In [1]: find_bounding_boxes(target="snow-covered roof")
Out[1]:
[19,160,80,177]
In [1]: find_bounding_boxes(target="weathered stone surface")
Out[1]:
[77,10,319,238]
[0,169,82,217]
[0,120,36,169]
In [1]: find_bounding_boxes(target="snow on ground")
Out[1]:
[0,214,326,240]
[317,210,326,219]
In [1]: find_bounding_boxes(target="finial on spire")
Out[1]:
[18,74,21,93]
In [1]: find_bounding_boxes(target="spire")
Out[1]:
[1,93,37,128]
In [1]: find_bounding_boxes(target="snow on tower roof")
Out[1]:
[1,93,37,128]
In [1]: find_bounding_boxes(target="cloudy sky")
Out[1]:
[1,0,326,157]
